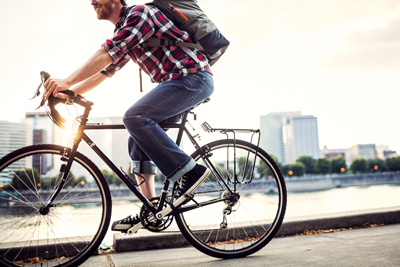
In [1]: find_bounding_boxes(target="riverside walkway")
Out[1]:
[82,207,400,267]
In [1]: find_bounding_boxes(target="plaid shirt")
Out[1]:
[101,5,211,83]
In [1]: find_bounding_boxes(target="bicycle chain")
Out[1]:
[149,189,226,234]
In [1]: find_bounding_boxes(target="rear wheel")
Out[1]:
[0,144,111,267]
[175,139,286,258]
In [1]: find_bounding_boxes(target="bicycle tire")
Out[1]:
[175,139,286,258]
[0,144,111,267]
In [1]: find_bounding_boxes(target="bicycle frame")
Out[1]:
[43,95,232,218]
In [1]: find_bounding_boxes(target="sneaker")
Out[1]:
[111,214,141,232]
[173,164,210,205]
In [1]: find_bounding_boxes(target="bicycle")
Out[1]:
[0,72,287,266]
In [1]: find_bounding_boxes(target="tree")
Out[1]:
[350,158,367,173]
[315,158,330,174]
[385,156,400,171]
[102,169,122,186]
[330,156,347,174]
[296,156,316,174]
[256,160,268,179]
[367,158,385,172]
[281,165,290,177]
[12,169,41,190]
[287,162,306,177]
[237,157,254,178]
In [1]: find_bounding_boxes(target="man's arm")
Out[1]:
[72,72,108,96]
[44,47,112,99]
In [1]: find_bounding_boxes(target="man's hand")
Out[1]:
[44,78,71,100]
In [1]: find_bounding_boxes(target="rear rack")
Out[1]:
[201,122,259,134]
[201,122,261,184]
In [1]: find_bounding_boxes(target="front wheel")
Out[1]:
[175,139,286,258]
[0,144,111,267]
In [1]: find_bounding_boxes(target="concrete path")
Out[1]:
[83,223,400,267]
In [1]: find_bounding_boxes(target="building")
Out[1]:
[260,112,321,165]
[23,112,56,144]
[349,144,377,163]
[376,145,397,160]
[283,115,321,164]
[321,146,351,167]
[0,121,32,184]
[259,112,301,164]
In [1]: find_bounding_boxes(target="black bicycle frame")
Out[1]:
[44,95,242,216]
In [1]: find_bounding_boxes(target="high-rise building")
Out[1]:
[23,112,55,144]
[0,121,32,184]
[283,115,321,164]
[260,112,301,164]
[260,112,321,165]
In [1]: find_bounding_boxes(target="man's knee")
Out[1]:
[123,112,152,130]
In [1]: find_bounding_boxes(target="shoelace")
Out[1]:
[174,175,188,197]
[121,215,140,224]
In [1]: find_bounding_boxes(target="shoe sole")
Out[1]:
[112,224,131,231]
[173,168,210,207]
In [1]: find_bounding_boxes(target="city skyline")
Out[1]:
[0,0,399,155]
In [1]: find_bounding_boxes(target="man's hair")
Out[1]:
[120,0,127,5]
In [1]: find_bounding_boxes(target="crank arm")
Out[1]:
[127,222,144,235]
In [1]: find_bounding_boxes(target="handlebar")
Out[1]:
[32,71,93,129]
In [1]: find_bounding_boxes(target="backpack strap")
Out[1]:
[144,37,203,64]
[144,37,202,50]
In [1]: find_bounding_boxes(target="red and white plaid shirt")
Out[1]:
[101,5,211,83]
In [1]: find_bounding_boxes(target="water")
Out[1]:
[285,184,400,219]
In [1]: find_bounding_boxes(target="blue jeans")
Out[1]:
[123,72,214,183]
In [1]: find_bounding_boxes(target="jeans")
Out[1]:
[123,72,214,183]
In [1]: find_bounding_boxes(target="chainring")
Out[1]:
[140,197,174,233]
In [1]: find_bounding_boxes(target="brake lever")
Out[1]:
[30,82,42,100]
[33,71,51,110]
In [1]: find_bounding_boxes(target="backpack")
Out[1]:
[145,0,230,66]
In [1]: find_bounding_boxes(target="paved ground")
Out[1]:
[83,223,400,267]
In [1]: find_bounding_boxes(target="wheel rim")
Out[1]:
[0,147,109,266]
[176,140,286,257]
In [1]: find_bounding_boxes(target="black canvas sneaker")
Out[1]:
[111,214,141,232]
[173,164,210,206]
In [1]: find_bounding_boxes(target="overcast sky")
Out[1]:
[0,0,399,153]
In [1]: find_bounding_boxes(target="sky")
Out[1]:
[0,0,399,154]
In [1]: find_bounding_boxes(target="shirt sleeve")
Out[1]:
[100,53,130,77]
[102,6,155,65]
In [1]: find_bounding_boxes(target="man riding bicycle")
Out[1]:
[44,0,213,232]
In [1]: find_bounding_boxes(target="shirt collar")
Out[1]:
[115,6,129,31]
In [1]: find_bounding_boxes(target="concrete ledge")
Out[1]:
[113,208,400,253]
[277,209,400,236]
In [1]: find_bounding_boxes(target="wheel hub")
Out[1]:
[222,190,240,207]
[39,206,50,215]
